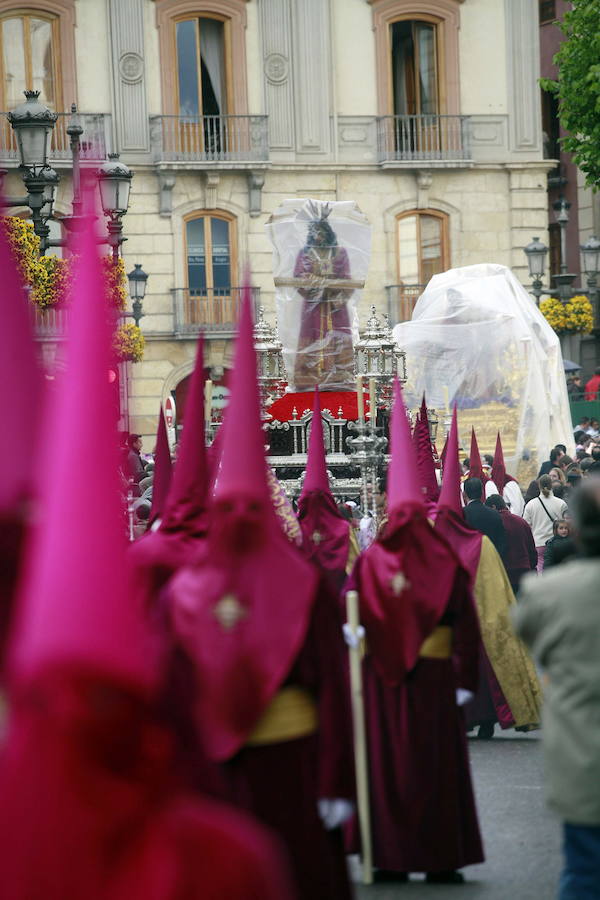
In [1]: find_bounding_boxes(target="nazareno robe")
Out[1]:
[349,505,484,874]
[168,528,355,900]
[0,666,294,900]
[435,507,541,733]
[297,489,355,590]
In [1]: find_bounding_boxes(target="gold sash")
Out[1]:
[246,686,318,746]
[419,626,453,659]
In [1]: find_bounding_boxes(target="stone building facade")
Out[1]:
[0,0,553,442]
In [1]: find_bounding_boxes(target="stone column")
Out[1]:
[504,0,543,157]
[108,0,150,155]
[291,0,332,157]
[259,0,295,152]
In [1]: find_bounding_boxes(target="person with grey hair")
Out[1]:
[514,479,600,899]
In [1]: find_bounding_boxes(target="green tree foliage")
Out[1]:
[541,0,600,189]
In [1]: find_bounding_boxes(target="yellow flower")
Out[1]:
[113,322,145,363]
[541,294,593,335]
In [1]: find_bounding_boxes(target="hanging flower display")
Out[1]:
[540,294,594,335]
[1,215,144,361]
[113,322,145,363]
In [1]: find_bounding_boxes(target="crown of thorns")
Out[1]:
[305,199,332,222]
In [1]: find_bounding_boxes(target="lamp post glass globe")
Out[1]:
[553,195,571,226]
[98,153,132,217]
[7,90,58,169]
[524,236,547,279]
[127,263,148,301]
[581,235,600,277]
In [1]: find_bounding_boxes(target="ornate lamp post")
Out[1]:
[2,93,133,259]
[552,195,577,301]
[7,89,57,169]
[426,407,439,443]
[524,236,548,305]
[581,235,600,330]
[354,305,407,410]
[98,153,133,263]
[127,263,148,327]
[253,306,285,417]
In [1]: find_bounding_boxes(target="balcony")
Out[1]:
[151,115,269,165]
[386,284,425,325]
[172,287,260,337]
[32,306,68,340]
[0,113,112,165]
[377,115,470,165]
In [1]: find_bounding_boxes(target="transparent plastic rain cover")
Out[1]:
[393,264,574,481]
[266,198,372,393]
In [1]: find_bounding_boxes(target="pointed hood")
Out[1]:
[387,378,424,513]
[11,211,156,690]
[160,336,208,532]
[468,428,487,481]
[491,431,515,492]
[438,407,463,515]
[300,388,330,496]
[0,219,43,514]
[168,281,318,761]
[148,405,172,525]
[413,396,439,504]
[433,406,483,586]
[213,286,269,506]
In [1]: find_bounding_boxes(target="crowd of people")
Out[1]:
[3,208,600,898]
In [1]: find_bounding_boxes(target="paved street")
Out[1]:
[355,730,561,899]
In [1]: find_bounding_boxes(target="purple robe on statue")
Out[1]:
[292,246,355,391]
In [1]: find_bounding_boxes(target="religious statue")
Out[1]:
[266,199,372,393]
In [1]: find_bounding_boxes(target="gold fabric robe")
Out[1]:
[474,536,542,729]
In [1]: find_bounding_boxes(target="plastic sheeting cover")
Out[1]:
[393,264,574,480]
[266,198,372,393]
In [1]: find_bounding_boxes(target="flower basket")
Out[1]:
[114,322,145,363]
[540,294,594,335]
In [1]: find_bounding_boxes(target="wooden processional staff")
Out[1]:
[345,589,373,884]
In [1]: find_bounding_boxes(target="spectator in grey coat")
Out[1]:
[514,479,600,899]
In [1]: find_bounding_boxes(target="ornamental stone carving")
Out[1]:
[265,53,289,84]
[119,51,144,83]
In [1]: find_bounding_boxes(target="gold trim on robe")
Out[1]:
[346,527,361,575]
[246,686,318,746]
[419,626,453,659]
[474,536,542,729]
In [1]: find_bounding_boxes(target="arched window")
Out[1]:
[370,0,461,117]
[397,209,449,285]
[176,15,228,118]
[391,19,438,118]
[155,1,248,116]
[0,11,60,110]
[183,210,237,325]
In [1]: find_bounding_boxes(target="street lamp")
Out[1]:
[127,263,148,327]
[426,407,439,443]
[98,153,133,263]
[581,235,600,329]
[524,236,548,305]
[551,195,577,301]
[7,90,57,170]
[40,165,59,217]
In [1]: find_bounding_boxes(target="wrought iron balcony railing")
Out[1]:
[172,287,260,335]
[151,115,269,163]
[386,284,425,324]
[0,112,112,163]
[377,115,470,163]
